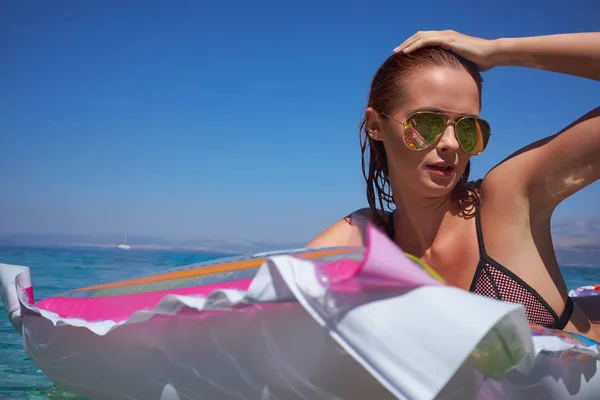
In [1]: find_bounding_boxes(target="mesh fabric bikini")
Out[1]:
[385,210,574,329]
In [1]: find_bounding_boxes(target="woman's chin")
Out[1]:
[420,176,459,196]
[394,171,460,199]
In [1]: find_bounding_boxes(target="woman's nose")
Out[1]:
[436,124,460,152]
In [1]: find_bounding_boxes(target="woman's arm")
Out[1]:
[487,33,600,212]
[395,30,600,80]
[493,33,600,81]
[493,106,600,214]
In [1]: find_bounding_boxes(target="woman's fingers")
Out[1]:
[393,30,432,52]
[390,30,494,71]
[393,31,453,54]
[395,34,453,54]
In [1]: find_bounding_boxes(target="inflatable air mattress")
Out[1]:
[1,225,599,400]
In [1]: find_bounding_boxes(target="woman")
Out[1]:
[306,30,600,341]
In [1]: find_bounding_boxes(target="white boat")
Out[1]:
[115,232,130,250]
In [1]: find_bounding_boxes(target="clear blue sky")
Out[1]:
[1,0,599,243]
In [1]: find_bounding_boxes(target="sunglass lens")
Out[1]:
[456,118,491,155]
[403,113,445,150]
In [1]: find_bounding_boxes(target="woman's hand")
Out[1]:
[393,30,500,71]
[394,30,600,81]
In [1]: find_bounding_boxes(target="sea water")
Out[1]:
[1,246,599,399]
[0,246,232,399]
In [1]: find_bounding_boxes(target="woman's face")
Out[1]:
[368,66,481,200]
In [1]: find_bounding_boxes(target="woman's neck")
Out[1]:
[391,194,456,257]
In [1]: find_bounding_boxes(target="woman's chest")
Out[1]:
[418,220,482,291]
[417,212,567,317]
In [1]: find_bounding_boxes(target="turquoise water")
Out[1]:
[1,246,600,399]
[0,246,231,399]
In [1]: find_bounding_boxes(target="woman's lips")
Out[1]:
[426,163,455,177]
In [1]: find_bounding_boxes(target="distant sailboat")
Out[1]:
[115,232,131,250]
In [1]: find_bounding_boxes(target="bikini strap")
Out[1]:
[474,210,489,258]
[471,178,490,258]
[474,202,574,330]
[386,210,395,240]
[553,296,574,330]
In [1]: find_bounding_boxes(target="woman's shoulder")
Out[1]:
[304,207,386,248]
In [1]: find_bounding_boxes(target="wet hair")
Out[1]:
[359,47,483,231]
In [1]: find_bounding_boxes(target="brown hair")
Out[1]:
[360,47,483,231]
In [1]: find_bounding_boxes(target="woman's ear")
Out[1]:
[365,107,385,141]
